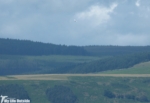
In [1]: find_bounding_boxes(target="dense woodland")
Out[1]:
[0,38,88,56]
[1,38,150,56]
[85,45,150,56]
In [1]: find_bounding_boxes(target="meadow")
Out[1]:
[101,61,150,74]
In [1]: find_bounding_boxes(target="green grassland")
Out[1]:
[1,74,150,103]
[101,61,150,74]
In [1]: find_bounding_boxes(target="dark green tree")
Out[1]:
[46,85,77,103]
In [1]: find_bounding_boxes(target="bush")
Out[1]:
[0,84,30,99]
[136,95,149,102]
[46,85,77,103]
[125,94,135,100]
[104,90,115,98]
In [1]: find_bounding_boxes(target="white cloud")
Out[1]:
[75,3,118,26]
[0,0,14,4]
[135,0,140,7]
[0,24,20,36]
[147,7,150,12]
[113,34,149,45]
[87,33,150,46]
[1,0,150,46]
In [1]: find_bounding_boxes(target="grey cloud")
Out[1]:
[0,0,150,45]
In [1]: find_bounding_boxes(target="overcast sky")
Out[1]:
[0,0,150,46]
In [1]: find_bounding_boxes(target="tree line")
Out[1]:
[0,38,88,56]
[1,38,150,56]
[104,89,149,102]
[84,45,150,56]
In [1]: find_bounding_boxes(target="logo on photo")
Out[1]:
[0,95,30,103]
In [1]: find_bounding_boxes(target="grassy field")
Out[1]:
[100,61,150,74]
[1,74,150,103]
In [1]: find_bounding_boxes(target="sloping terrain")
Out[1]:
[68,53,150,73]
[1,52,150,75]
[84,45,150,56]
[0,55,100,75]
[1,75,150,103]
[101,61,150,74]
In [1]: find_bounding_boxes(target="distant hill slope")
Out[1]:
[1,38,150,56]
[0,38,88,56]
[100,61,150,74]
[84,45,150,56]
[1,38,150,75]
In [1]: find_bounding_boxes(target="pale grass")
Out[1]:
[1,74,150,80]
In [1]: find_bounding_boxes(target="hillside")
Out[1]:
[1,38,150,56]
[1,75,150,103]
[0,55,100,75]
[1,38,150,75]
[68,52,150,73]
[84,45,150,56]
[0,52,150,75]
[101,61,150,74]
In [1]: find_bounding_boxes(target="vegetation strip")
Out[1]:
[1,74,150,80]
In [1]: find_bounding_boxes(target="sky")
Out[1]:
[0,0,150,46]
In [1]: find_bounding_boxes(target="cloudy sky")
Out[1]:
[0,0,150,46]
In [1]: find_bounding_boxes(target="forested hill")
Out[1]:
[0,38,88,56]
[1,38,150,56]
[84,45,150,56]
